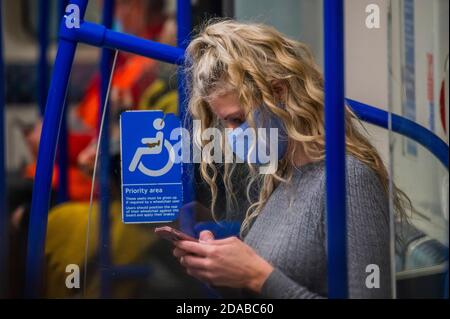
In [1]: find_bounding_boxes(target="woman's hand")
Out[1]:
[173,231,274,294]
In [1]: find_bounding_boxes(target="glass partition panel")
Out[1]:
[82,52,208,298]
[388,0,449,299]
[391,134,448,298]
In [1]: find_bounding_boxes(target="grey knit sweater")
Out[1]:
[242,156,392,299]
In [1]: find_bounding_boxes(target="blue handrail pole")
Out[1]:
[57,0,70,203]
[25,0,89,298]
[346,99,449,169]
[61,21,185,64]
[38,0,50,116]
[324,0,348,298]
[176,0,195,236]
[177,0,191,50]
[176,1,216,299]
[99,0,115,299]
[0,0,9,298]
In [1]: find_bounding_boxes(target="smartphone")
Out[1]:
[154,226,198,242]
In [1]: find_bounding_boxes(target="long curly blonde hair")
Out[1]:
[184,20,409,235]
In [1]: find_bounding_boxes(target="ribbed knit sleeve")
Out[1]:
[344,157,392,298]
[261,268,326,299]
[256,157,392,299]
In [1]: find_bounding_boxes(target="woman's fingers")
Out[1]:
[172,247,188,258]
[174,240,212,257]
[181,254,210,270]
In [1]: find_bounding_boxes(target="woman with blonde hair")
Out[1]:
[173,20,409,298]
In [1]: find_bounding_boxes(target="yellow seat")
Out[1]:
[44,201,156,298]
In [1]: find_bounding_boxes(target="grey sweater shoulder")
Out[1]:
[243,156,392,299]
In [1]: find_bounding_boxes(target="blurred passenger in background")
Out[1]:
[10,0,183,298]
[25,0,177,200]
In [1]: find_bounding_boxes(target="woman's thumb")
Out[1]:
[199,230,215,243]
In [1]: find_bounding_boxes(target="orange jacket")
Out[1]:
[26,26,163,201]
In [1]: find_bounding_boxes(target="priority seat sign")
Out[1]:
[120,110,182,223]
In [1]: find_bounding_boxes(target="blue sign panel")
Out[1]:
[120,110,182,223]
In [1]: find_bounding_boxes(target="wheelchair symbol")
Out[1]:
[128,117,176,177]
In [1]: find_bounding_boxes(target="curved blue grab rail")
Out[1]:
[25,0,450,298]
[346,98,449,169]
[25,0,190,297]
[25,0,90,297]
[61,21,185,65]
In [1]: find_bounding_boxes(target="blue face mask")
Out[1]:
[226,110,288,165]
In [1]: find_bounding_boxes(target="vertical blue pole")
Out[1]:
[25,0,89,298]
[99,0,115,299]
[177,0,218,298]
[176,0,216,299]
[177,0,195,235]
[0,0,9,298]
[324,0,348,298]
[177,0,191,50]
[38,0,49,116]
[57,0,69,203]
